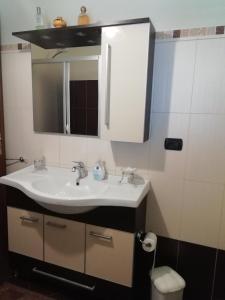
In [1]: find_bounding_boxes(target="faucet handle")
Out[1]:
[119,167,136,184]
[72,161,85,168]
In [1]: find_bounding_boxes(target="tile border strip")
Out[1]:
[156,25,225,40]
[1,43,31,52]
[1,25,225,51]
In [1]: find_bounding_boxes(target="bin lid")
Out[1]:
[151,266,185,294]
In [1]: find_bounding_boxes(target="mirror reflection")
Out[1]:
[31,45,100,136]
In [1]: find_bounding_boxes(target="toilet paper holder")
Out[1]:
[136,231,157,251]
[137,231,148,244]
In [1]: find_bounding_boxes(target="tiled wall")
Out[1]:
[2,32,225,298]
[156,236,225,300]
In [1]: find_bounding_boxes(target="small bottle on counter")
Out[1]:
[77,6,90,25]
[92,161,106,181]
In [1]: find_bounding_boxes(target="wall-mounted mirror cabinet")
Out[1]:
[20,18,155,142]
[32,46,100,136]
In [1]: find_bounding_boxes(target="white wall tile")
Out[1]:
[185,114,225,183]
[152,40,196,113]
[20,108,60,166]
[147,175,184,239]
[180,181,224,248]
[59,136,88,168]
[111,141,150,174]
[218,192,225,250]
[87,138,116,172]
[3,106,24,159]
[1,52,32,109]
[191,38,225,114]
[149,113,189,178]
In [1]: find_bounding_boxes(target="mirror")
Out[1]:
[33,62,64,133]
[31,45,101,136]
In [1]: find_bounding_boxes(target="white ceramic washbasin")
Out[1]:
[0,165,150,214]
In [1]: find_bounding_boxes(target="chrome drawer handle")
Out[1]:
[32,267,95,291]
[20,216,39,223]
[46,221,67,229]
[89,231,112,241]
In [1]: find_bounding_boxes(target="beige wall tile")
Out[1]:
[59,136,88,168]
[180,181,224,248]
[185,114,225,183]
[152,40,196,113]
[218,192,225,250]
[147,175,184,239]
[1,52,32,109]
[3,106,24,159]
[191,38,225,114]
[149,113,189,178]
[86,138,116,172]
[21,108,60,165]
[111,141,150,172]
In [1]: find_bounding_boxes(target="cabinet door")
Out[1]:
[44,215,85,272]
[7,207,43,260]
[101,23,151,143]
[86,225,135,287]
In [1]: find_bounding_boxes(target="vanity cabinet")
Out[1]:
[7,207,135,286]
[86,224,134,287]
[5,187,148,300]
[101,22,154,143]
[7,207,43,260]
[44,215,85,272]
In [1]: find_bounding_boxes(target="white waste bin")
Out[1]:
[151,266,185,300]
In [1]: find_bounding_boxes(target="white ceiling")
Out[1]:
[1,0,225,44]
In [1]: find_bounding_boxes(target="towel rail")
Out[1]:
[6,156,25,167]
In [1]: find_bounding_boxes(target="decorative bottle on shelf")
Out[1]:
[77,6,90,25]
[35,7,44,29]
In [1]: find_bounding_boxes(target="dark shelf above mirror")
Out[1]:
[12,18,150,49]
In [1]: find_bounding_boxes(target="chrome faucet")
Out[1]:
[72,161,87,185]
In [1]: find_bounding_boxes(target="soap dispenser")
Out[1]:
[92,161,106,181]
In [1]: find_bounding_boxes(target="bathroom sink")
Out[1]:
[0,165,150,214]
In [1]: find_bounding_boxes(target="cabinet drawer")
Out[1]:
[44,215,85,272]
[7,207,43,260]
[86,225,135,287]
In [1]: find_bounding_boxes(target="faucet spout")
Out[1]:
[72,161,87,185]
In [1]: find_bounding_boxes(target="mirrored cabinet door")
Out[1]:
[69,60,99,136]
[32,62,64,133]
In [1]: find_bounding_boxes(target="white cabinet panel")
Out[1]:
[7,207,43,260]
[44,215,85,272]
[101,23,152,143]
[191,38,225,114]
[86,224,134,287]
[152,40,196,113]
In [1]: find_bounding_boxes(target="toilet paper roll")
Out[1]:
[142,232,157,252]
